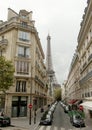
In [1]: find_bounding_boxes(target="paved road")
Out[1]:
[0,103,92,130]
[38,103,91,130]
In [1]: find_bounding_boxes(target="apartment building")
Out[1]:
[65,0,92,119]
[77,0,92,118]
[65,50,81,104]
[0,8,49,117]
[61,80,67,103]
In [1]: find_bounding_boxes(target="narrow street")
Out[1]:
[1,102,92,130]
[38,102,91,130]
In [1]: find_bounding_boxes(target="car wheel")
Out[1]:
[8,122,11,126]
[70,117,72,123]
[0,123,2,127]
[72,122,75,126]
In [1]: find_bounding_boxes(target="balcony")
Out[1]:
[0,38,8,56]
[15,59,30,77]
[0,21,35,33]
[80,62,87,73]
[35,75,45,87]
[88,53,92,61]
[83,62,87,69]
[79,70,92,85]
[0,39,8,45]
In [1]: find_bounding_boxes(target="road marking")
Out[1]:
[39,126,66,130]
[38,126,44,130]
[38,126,47,130]
[60,128,65,130]
[53,126,57,130]
[38,126,85,130]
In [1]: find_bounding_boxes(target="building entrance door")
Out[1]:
[12,96,27,117]
[89,110,92,118]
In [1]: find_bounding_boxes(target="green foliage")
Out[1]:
[54,88,61,101]
[0,56,14,93]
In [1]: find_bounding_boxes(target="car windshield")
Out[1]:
[75,115,81,120]
[46,114,50,118]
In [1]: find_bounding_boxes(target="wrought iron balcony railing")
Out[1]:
[79,70,92,85]
[0,39,8,45]
[88,53,92,61]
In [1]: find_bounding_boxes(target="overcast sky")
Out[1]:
[0,0,87,84]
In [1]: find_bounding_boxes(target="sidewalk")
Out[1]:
[1,106,48,130]
[1,108,44,130]
[85,117,92,128]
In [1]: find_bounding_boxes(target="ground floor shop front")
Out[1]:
[80,101,92,119]
[5,94,48,117]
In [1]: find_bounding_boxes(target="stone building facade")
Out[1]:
[0,8,51,117]
[65,51,81,104]
[64,0,92,119]
[77,0,92,118]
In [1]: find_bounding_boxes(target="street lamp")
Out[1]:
[33,99,37,124]
[29,66,33,125]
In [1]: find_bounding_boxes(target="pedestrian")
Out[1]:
[1,111,4,116]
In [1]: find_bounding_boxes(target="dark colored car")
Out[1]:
[0,116,11,127]
[39,110,53,125]
[40,114,52,125]
[70,114,85,127]
[64,105,69,113]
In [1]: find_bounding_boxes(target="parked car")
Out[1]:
[39,109,53,125]
[40,107,44,113]
[64,105,69,113]
[70,114,85,127]
[40,114,52,125]
[0,115,11,127]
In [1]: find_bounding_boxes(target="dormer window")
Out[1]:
[21,15,26,19]
[21,22,27,27]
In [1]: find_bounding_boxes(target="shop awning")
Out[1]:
[68,99,78,104]
[80,101,92,110]
[74,100,83,105]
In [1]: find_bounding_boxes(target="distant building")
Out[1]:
[66,50,81,103]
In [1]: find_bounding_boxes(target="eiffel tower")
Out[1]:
[46,34,60,95]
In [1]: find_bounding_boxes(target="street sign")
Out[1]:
[79,105,83,110]
[28,104,33,109]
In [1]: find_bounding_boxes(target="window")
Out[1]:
[16,81,26,92]
[22,81,26,92]
[18,31,30,41]
[18,46,30,57]
[16,61,29,74]
[85,93,87,97]
[21,15,26,19]
[91,91,92,96]
[82,93,84,98]
[21,22,28,28]
[88,92,90,97]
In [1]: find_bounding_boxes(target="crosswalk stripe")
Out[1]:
[38,126,45,130]
[60,128,65,130]
[39,126,52,130]
[54,126,57,130]
[38,126,82,130]
[47,126,51,129]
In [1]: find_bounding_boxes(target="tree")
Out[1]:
[54,88,61,101]
[0,56,14,93]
